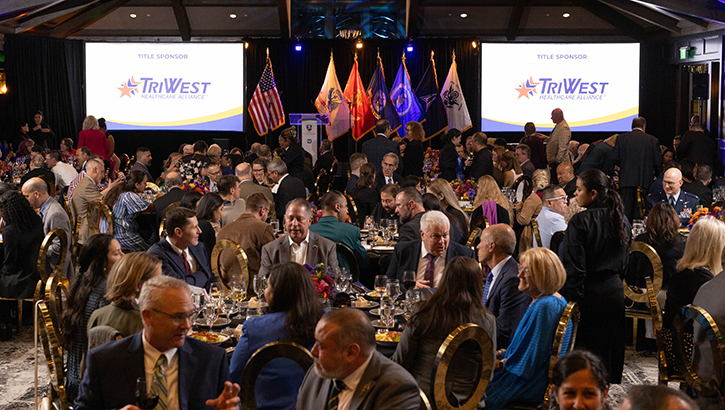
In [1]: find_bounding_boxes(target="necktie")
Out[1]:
[153,355,168,410]
[669,196,676,207]
[387,177,392,185]
[483,273,494,304]
[327,380,346,410]
[181,250,192,276]
[424,254,436,285]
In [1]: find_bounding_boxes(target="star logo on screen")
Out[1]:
[514,77,540,99]
[118,76,142,98]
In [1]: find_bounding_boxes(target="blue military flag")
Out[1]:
[391,54,424,139]
[366,55,401,135]
[415,52,448,140]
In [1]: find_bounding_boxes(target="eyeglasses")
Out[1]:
[517,264,531,275]
[151,308,194,324]
[547,195,567,203]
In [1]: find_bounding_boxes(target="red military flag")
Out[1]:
[249,51,285,136]
[343,55,375,140]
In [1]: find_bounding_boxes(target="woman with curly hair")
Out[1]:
[470,175,513,231]
[104,170,153,252]
[0,190,44,299]
[229,262,324,410]
[61,234,123,402]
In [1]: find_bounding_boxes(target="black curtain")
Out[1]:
[244,38,481,158]
[4,34,86,148]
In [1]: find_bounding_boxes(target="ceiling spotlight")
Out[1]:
[295,44,302,52]
[406,45,414,52]
[471,41,478,48]
[244,42,249,49]
[460,13,468,18]
[1,85,6,94]
[356,40,363,49]
[563,12,570,18]
[129,13,137,18]
[229,13,237,19]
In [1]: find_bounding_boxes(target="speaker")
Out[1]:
[692,73,709,100]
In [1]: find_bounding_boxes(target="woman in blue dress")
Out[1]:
[229,262,324,410]
[482,247,571,410]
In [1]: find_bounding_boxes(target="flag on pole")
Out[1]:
[315,53,351,140]
[415,52,448,140]
[344,54,375,141]
[391,54,424,139]
[440,53,472,132]
[366,55,401,135]
[249,51,285,136]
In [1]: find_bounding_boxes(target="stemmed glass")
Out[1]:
[228,274,246,314]
[385,279,402,300]
[374,275,388,297]
[402,271,416,299]
[380,296,395,327]
[203,300,219,331]
[135,377,159,410]
[253,274,267,300]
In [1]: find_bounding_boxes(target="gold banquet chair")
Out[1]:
[239,342,314,410]
[623,242,663,352]
[645,277,685,385]
[466,228,483,252]
[158,201,181,238]
[336,242,359,283]
[211,239,249,291]
[531,220,543,248]
[87,199,114,236]
[430,323,494,410]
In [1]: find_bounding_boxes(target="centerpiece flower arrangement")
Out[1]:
[181,178,210,194]
[423,148,440,179]
[450,179,478,201]
[304,263,336,300]
[687,206,722,230]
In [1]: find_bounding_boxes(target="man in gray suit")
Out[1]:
[235,162,273,204]
[258,198,339,278]
[296,308,420,410]
[22,177,73,277]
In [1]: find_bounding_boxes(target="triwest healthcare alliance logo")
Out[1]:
[118,76,212,100]
[514,76,609,101]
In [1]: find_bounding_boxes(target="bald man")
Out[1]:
[646,168,699,227]
[556,163,577,199]
[236,162,273,204]
[546,108,571,182]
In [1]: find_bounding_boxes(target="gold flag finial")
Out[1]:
[266,48,269,58]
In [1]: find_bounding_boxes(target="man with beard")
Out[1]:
[395,187,426,242]
[370,184,399,223]
[296,308,419,410]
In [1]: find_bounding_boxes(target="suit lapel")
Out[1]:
[488,257,515,302]
[163,239,188,276]
[315,377,333,409]
[178,341,197,410]
[349,353,379,410]
[307,233,320,266]
[278,236,292,264]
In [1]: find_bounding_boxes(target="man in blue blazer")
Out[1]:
[386,210,475,287]
[646,167,700,227]
[362,119,401,173]
[75,276,240,410]
[309,190,370,273]
[148,207,213,290]
[477,224,531,349]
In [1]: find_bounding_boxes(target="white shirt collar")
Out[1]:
[669,190,680,203]
[272,173,289,194]
[288,231,310,248]
[420,241,443,260]
[632,127,644,132]
[340,353,373,398]
[166,237,188,257]
[490,255,513,280]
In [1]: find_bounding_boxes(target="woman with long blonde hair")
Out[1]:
[470,175,513,231]
[427,178,469,240]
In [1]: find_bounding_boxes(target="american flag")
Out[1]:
[249,57,285,135]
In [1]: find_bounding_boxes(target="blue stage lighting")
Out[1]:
[406,45,413,52]
[295,44,302,52]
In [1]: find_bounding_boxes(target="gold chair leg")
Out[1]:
[17,300,22,332]
[632,318,638,352]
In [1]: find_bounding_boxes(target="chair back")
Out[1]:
[470,215,490,232]
[336,242,359,283]
[673,305,725,402]
[87,200,114,235]
[420,388,433,410]
[62,194,73,227]
[623,241,664,304]
[466,228,482,252]
[431,323,494,410]
[346,195,359,226]
[43,271,70,343]
[531,220,543,248]
[37,299,68,409]
[636,187,646,219]
[542,301,579,409]
[158,201,181,238]
[512,175,533,203]
[644,277,682,384]
[211,239,250,291]
[315,169,334,200]
[239,342,314,410]
[145,181,161,196]
[549,231,565,253]
[38,228,69,283]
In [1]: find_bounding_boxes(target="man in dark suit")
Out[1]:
[683,164,713,208]
[395,187,426,242]
[279,126,306,182]
[296,308,420,410]
[345,153,367,194]
[371,184,399,223]
[477,224,531,348]
[557,163,577,199]
[20,153,55,194]
[678,123,717,169]
[515,144,536,178]
[75,275,240,410]
[259,198,339,278]
[148,207,214,290]
[153,171,185,228]
[269,158,306,227]
[375,153,402,191]
[362,119,400,173]
[129,147,153,184]
[386,210,475,287]
[22,177,73,277]
[646,167,700,227]
[467,132,494,181]
[313,139,335,178]
[244,142,260,164]
[612,117,662,222]
[520,122,547,170]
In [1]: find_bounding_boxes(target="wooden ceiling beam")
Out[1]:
[637,0,725,24]
[506,0,530,41]
[16,0,98,24]
[407,0,420,37]
[597,0,679,33]
[277,0,289,38]
[579,0,645,40]
[45,0,130,38]
[170,0,191,41]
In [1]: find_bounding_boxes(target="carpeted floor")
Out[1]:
[0,327,670,410]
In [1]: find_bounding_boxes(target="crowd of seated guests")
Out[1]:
[3,112,725,410]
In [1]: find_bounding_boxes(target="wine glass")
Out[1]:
[380,296,395,327]
[228,274,246,312]
[385,279,402,300]
[388,219,398,237]
[253,274,267,300]
[135,377,159,410]
[374,275,388,297]
[270,219,280,233]
[402,271,416,298]
[203,301,219,331]
[340,268,352,294]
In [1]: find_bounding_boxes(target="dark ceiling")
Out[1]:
[1,0,724,42]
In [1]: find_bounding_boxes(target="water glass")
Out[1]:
[203,302,219,330]
[385,279,402,300]
[270,219,280,232]
[374,275,388,296]
[380,296,395,327]
[253,275,267,299]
